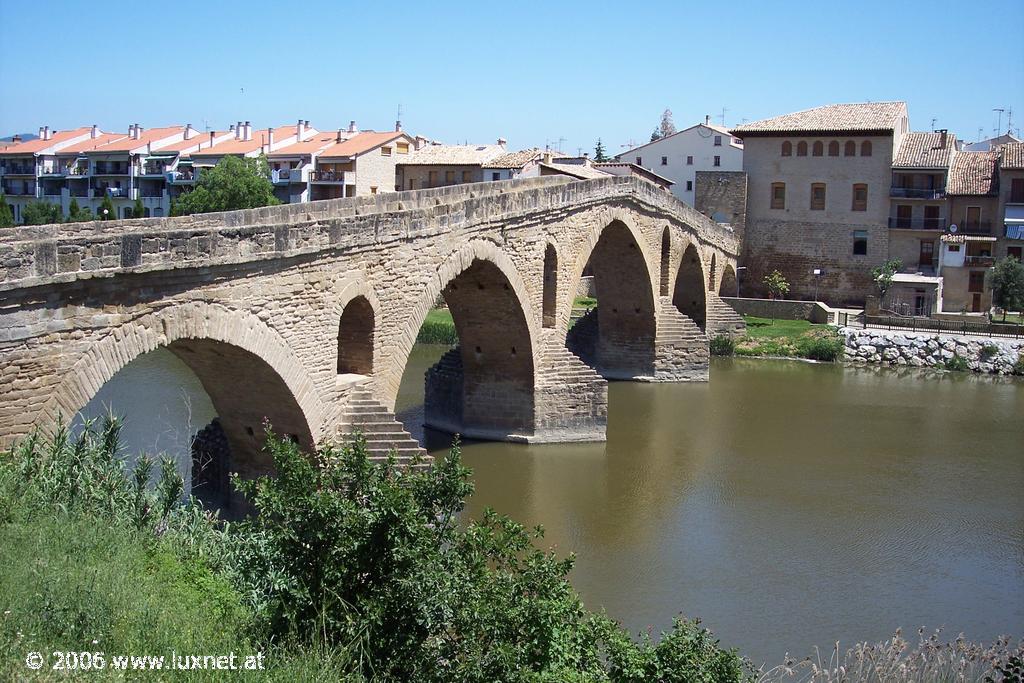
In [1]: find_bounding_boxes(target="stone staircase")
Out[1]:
[654,296,709,381]
[535,331,608,440]
[705,293,747,338]
[339,384,430,469]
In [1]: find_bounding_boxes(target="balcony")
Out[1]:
[168,170,195,183]
[964,255,995,267]
[310,170,350,183]
[94,186,133,199]
[67,166,89,176]
[38,167,66,177]
[140,165,169,177]
[2,184,36,196]
[888,217,946,230]
[92,165,130,175]
[956,221,992,235]
[889,186,946,200]
[1,165,35,176]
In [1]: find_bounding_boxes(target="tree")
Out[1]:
[132,197,145,220]
[870,258,902,302]
[659,108,677,138]
[21,200,63,226]
[171,154,279,216]
[0,193,13,228]
[988,255,1024,322]
[763,269,790,325]
[98,195,115,220]
[594,138,609,162]
[650,128,662,143]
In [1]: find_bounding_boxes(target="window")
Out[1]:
[396,143,409,154]
[428,170,437,187]
[969,271,985,293]
[408,179,415,190]
[782,141,792,156]
[1008,246,1022,261]
[810,183,826,210]
[686,180,693,191]
[852,183,868,211]
[853,230,868,255]
[797,141,808,156]
[1010,178,1024,203]
[370,186,378,194]
[771,182,786,209]
[844,141,856,156]
[861,140,872,156]
[812,141,823,156]
[381,146,392,156]
[713,155,721,167]
[636,156,642,165]
[492,172,500,181]
[686,155,693,165]
[661,156,668,166]
[445,170,455,184]
[462,170,472,182]
[714,135,722,146]
[947,244,960,253]
[965,206,981,232]
[828,141,839,156]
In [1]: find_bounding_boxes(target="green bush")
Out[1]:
[1013,355,1024,376]
[416,319,458,344]
[980,343,999,360]
[944,354,969,372]
[796,334,844,362]
[709,335,736,356]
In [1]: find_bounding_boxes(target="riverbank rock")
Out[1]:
[838,327,1024,375]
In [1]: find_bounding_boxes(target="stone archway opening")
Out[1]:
[709,253,717,292]
[337,295,375,376]
[720,264,738,298]
[542,244,558,328]
[659,227,671,297]
[75,339,314,517]
[673,244,707,331]
[567,220,657,379]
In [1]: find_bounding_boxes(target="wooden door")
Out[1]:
[918,240,934,269]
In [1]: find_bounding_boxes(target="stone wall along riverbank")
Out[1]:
[840,326,1024,375]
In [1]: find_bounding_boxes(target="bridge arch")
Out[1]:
[673,242,708,331]
[333,283,380,377]
[384,239,539,440]
[719,263,738,297]
[659,226,671,297]
[43,302,324,511]
[542,242,558,328]
[709,253,718,292]
[565,213,659,378]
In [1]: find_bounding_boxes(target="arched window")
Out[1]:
[812,141,823,156]
[796,141,808,156]
[861,140,872,157]
[828,141,839,156]
[337,296,375,375]
[542,244,557,327]
[771,182,786,209]
[844,141,856,156]
[781,141,792,157]
[659,227,671,296]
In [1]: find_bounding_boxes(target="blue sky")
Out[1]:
[1,0,1021,154]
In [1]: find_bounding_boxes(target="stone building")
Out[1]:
[731,102,909,303]
[998,142,1024,261]
[309,129,415,198]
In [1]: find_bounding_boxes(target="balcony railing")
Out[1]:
[67,166,89,176]
[956,221,992,235]
[310,170,348,183]
[889,186,946,199]
[2,185,36,196]
[964,255,995,267]
[888,217,946,230]
[93,165,130,175]
[168,171,195,183]
[38,167,65,176]
[140,166,168,176]
[1,165,35,175]
[94,186,132,198]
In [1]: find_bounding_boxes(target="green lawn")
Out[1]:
[731,315,843,361]
[573,296,598,311]
[425,307,454,326]
[742,315,823,340]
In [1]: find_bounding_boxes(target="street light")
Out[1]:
[735,266,747,298]
[812,268,823,302]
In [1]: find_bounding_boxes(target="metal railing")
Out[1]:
[964,255,995,267]
[957,221,992,235]
[888,217,946,230]
[310,170,347,182]
[889,187,946,199]
[840,312,1024,339]
[93,165,130,175]
[1,165,34,175]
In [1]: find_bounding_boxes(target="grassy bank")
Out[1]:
[416,308,458,344]
[711,316,845,362]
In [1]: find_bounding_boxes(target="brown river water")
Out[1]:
[395,346,1024,665]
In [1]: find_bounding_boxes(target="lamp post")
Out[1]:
[735,266,747,298]
[812,268,823,303]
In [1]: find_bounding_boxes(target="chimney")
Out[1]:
[236,121,242,139]
[209,131,215,147]
[938,129,948,149]
[134,124,143,139]
[705,114,710,126]
[543,151,553,164]
[348,120,358,134]
[12,134,21,144]
[91,124,98,138]
[38,126,45,140]
[336,129,344,143]
[415,135,427,150]
[244,121,252,141]
[395,120,402,132]
[304,120,309,128]
[184,124,194,140]
[297,119,304,138]
[583,152,590,165]
[268,128,274,149]
[497,137,507,147]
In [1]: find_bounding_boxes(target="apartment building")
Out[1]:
[310,127,415,199]
[267,128,339,204]
[0,126,96,223]
[731,102,908,304]
[616,121,743,205]
[999,142,1024,260]
[396,142,507,190]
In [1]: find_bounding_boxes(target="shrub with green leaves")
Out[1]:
[796,333,844,362]
[944,354,969,372]
[709,335,736,356]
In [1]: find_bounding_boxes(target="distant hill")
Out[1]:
[1,133,37,143]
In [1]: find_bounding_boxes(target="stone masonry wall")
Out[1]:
[695,170,747,240]
[840,327,1023,375]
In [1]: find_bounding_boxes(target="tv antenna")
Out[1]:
[930,117,937,131]
[994,108,1006,135]
[720,106,728,127]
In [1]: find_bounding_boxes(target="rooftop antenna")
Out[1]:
[720,106,728,127]
[620,139,638,150]
[977,127,984,143]
[930,117,937,131]
[556,136,567,153]
[994,108,1005,136]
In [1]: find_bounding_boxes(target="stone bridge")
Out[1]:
[0,175,742,504]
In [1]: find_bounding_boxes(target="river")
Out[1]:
[396,345,1024,666]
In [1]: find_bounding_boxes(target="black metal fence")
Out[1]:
[836,311,1024,339]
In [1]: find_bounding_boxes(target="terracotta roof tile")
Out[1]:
[0,127,93,155]
[316,131,407,158]
[190,125,301,157]
[540,161,611,180]
[892,132,956,169]
[268,131,341,157]
[485,148,546,169]
[999,142,1024,170]
[88,126,188,152]
[733,102,907,135]
[947,151,998,195]
[399,143,505,165]
[56,133,129,154]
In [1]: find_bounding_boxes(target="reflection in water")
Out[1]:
[396,346,1024,665]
